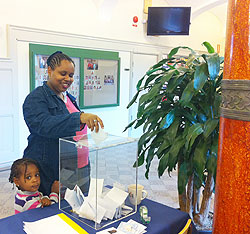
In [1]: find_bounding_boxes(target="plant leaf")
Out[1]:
[185,123,204,150]
[133,150,145,167]
[144,74,160,88]
[178,162,189,194]
[145,144,158,179]
[123,119,137,132]
[207,53,220,80]
[202,41,215,53]
[194,63,208,91]
[161,109,175,129]
[136,75,145,91]
[150,58,171,69]
[146,67,163,76]
[158,152,169,177]
[193,140,207,180]
[180,80,195,105]
[127,91,140,109]
[134,115,148,129]
[168,46,195,59]
[203,119,219,138]
[168,137,186,171]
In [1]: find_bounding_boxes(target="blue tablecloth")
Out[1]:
[0,199,198,234]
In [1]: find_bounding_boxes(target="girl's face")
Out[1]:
[14,164,41,192]
[47,60,75,95]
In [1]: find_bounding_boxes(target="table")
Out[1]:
[0,199,197,234]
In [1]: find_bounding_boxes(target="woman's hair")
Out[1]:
[46,51,75,70]
[9,158,40,183]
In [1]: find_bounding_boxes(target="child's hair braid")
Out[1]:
[46,51,75,70]
[9,158,40,183]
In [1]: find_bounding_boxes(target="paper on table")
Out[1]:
[117,220,147,234]
[23,213,88,234]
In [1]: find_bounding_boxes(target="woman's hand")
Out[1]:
[41,197,52,207]
[51,180,59,194]
[80,113,104,132]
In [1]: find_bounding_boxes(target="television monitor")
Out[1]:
[147,7,191,36]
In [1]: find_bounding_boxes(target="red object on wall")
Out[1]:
[133,16,138,23]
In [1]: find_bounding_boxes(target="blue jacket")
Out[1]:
[23,82,82,195]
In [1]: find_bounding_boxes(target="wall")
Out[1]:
[0,0,227,58]
[0,0,228,165]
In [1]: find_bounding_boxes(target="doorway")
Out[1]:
[128,53,158,138]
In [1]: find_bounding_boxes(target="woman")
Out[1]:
[23,51,104,195]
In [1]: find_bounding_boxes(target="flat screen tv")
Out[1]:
[147,7,191,36]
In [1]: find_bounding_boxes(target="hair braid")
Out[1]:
[47,51,75,70]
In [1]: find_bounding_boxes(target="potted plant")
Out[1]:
[125,42,223,227]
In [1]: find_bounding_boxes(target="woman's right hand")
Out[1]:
[80,113,104,132]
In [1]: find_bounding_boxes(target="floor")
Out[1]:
[0,141,214,220]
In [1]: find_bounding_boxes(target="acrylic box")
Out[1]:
[59,133,138,230]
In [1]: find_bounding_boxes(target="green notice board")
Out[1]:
[29,44,120,109]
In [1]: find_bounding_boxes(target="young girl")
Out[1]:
[9,158,59,214]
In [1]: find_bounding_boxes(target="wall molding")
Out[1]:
[8,25,174,57]
[220,79,250,121]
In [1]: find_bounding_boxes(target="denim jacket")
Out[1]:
[23,82,81,195]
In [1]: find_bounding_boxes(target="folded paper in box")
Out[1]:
[64,178,131,224]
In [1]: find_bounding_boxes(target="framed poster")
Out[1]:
[83,58,119,107]
[30,44,120,108]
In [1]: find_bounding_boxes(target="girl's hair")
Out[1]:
[9,158,40,183]
[46,51,75,70]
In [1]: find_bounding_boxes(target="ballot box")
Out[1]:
[59,133,138,230]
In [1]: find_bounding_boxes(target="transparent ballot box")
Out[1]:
[59,134,138,230]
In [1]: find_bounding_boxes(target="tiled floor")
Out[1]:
[0,141,213,220]
[0,169,15,219]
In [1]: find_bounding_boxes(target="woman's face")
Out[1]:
[47,60,75,95]
[14,164,41,192]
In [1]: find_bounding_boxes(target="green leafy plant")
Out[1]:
[125,42,223,226]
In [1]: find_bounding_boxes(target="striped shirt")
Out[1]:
[14,189,59,214]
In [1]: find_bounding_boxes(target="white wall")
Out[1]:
[0,0,227,58]
[0,0,228,165]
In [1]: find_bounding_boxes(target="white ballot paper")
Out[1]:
[97,196,119,220]
[64,185,84,212]
[63,179,131,225]
[96,219,147,234]
[23,214,86,234]
[105,187,129,206]
[88,178,104,198]
[78,196,106,224]
[118,219,147,234]
[91,128,108,145]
